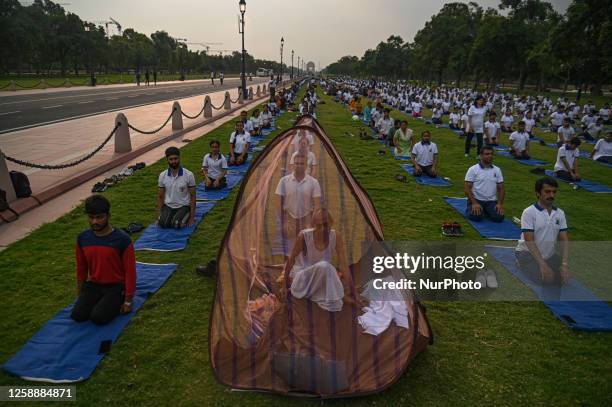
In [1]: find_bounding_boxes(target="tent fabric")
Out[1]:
[209,115,432,397]
[2,262,177,382]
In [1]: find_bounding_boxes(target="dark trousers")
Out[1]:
[71,282,124,325]
[159,205,191,228]
[596,156,612,164]
[414,165,436,177]
[515,251,562,285]
[510,149,530,159]
[205,176,227,190]
[466,199,504,223]
[465,132,483,155]
[432,117,442,125]
[555,170,581,182]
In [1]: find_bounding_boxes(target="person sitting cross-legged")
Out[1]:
[71,195,136,325]
[515,177,570,287]
[157,147,196,228]
[202,139,228,190]
[590,131,612,164]
[509,120,531,159]
[393,120,414,156]
[464,146,505,223]
[228,120,251,166]
[554,137,581,182]
[411,130,438,177]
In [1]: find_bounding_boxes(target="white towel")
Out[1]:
[358,300,409,335]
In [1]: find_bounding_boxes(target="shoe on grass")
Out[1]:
[475,270,487,288]
[485,269,498,289]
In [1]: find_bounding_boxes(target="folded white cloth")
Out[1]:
[358,300,409,336]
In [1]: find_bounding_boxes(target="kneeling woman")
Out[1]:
[277,209,350,312]
[201,139,228,190]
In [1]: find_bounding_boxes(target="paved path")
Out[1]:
[0,77,267,134]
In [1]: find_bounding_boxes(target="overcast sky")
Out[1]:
[58,0,571,68]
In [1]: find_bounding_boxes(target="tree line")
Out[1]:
[325,0,611,96]
[0,0,286,76]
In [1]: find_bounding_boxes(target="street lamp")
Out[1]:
[279,37,284,83]
[291,50,294,79]
[297,56,300,77]
[239,0,247,99]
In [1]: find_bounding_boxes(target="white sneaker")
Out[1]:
[485,269,498,289]
[475,270,486,288]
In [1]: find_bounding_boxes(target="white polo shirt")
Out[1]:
[158,167,196,209]
[501,114,513,127]
[377,117,395,135]
[550,111,565,127]
[202,153,228,180]
[523,117,536,133]
[250,115,262,129]
[557,126,575,143]
[484,121,500,139]
[554,145,580,172]
[291,131,315,152]
[229,131,251,154]
[509,131,530,152]
[275,173,322,219]
[411,141,438,166]
[261,111,273,125]
[465,162,504,202]
[593,139,612,160]
[449,112,460,125]
[243,119,254,133]
[516,203,568,260]
[468,105,487,133]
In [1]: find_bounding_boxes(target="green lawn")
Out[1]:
[0,73,242,90]
[0,87,611,406]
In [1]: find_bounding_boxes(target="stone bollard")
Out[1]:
[172,101,183,130]
[65,78,71,88]
[114,114,132,153]
[0,149,17,203]
[9,80,16,91]
[238,91,244,104]
[224,91,231,110]
[263,84,267,94]
[256,85,261,96]
[248,87,254,100]
[39,79,48,89]
[203,96,212,118]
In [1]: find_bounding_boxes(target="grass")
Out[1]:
[0,73,242,90]
[0,87,611,406]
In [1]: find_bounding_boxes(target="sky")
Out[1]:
[56,0,572,69]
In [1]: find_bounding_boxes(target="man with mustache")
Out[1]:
[157,147,196,228]
[71,195,136,325]
[515,177,570,286]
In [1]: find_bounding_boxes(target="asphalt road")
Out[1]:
[0,77,268,134]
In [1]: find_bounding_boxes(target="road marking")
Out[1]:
[106,97,118,100]
[42,105,63,109]
[78,101,94,104]
[0,110,20,116]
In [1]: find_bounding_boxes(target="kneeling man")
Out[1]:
[464,146,505,222]
[157,147,196,228]
[411,130,439,177]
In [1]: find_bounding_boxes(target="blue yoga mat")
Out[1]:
[134,201,216,251]
[402,164,450,186]
[494,145,509,151]
[2,262,178,382]
[498,151,548,166]
[227,154,253,174]
[443,197,521,240]
[486,246,612,332]
[195,173,242,201]
[544,170,612,193]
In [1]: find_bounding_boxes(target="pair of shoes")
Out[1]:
[120,167,134,177]
[530,167,545,175]
[378,150,387,156]
[196,259,217,277]
[122,222,144,234]
[92,182,107,193]
[475,269,498,288]
[539,139,546,146]
[181,138,193,143]
[441,221,463,237]
[395,174,407,183]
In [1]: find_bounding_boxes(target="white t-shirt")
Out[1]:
[599,108,610,121]
[449,112,460,125]
[411,141,438,166]
[501,114,514,128]
[229,131,251,154]
[550,111,565,127]
[461,113,469,131]
[468,105,487,133]
[377,117,395,135]
[158,167,196,209]
[523,117,536,133]
[509,131,529,152]
[586,123,603,138]
[202,153,228,180]
[412,102,422,113]
[275,173,322,219]
[291,131,315,152]
[465,163,504,202]
[484,121,500,140]
[261,111,273,125]
[554,145,580,172]
[593,139,612,160]
[557,126,575,143]
[516,203,568,260]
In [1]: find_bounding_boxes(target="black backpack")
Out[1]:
[9,171,32,198]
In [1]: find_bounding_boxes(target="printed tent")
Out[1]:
[209,115,432,397]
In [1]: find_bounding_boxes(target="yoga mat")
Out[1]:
[498,151,548,166]
[544,170,612,193]
[443,197,521,240]
[402,164,450,186]
[2,262,178,382]
[493,145,509,151]
[134,201,216,251]
[195,173,242,201]
[486,246,612,332]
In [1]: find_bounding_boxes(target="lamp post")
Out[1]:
[291,50,294,79]
[239,0,247,99]
[297,56,300,77]
[279,37,284,83]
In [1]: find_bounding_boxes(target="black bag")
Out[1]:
[9,171,32,198]
[0,188,19,222]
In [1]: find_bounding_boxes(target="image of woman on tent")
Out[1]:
[276,208,352,312]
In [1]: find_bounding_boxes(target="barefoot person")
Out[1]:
[202,139,228,190]
[554,137,581,182]
[71,195,136,325]
[515,177,570,286]
[277,208,350,312]
[393,120,414,157]
[157,147,197,228]
[464,146,505,223]
[228,121,251,166]
[411,130,438,177]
